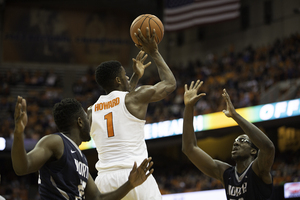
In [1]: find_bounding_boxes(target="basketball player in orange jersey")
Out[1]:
[87,27,176,200]
[182,80,275,200]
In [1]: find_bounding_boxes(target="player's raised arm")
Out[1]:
[85,158,154,200]
[11,96,61,175]
[222,89,275,183]
[134,27,176,102]
[182,80,230,183]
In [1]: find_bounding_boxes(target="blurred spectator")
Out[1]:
[65,33,300,124]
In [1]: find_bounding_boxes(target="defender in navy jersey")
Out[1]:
[223,161,272,199]
[182,80,275,200]
[38,132,89,199]
[12,97,154,200]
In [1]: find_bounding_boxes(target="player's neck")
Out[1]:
[105,86,120,94]
[235,158,253,173]
[63,131,81,146]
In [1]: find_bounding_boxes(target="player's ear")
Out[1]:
[77,117,83,128]
[250,148,257,157]
[115,77,121,85]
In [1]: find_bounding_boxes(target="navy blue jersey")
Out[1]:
[38,133,89,200]
[223,162,273,200]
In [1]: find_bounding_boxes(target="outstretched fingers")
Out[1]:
[140,54,148,63]
[151,28,157,41]
[184,84,188,92]
[195,80,203,90]
[132,161,137,172]
[146,27,151,39]
[145,158,154,177]
[135,43,143,50]
[136,51,145,60]
[136,28,147,43]
[189,81,195,90]
[14,96,26,120]
[146,159,154,170]
[222,88,236,117]
[140,157,154,177]
[222,89,229,107]
[186,80,204,92]
[222,88,227,98]
[21,97,27,112]
[222,88,233,106]
[14,96,21,119]
[132,58,137,65]
[134,29,146,50]
[139,157,152,170]
[144,61,151,69]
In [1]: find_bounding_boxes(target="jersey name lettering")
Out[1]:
[228,183,247,196]
[74,159,89,179]
[95,97,120,111]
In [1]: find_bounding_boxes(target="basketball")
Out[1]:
[130,14,164,45]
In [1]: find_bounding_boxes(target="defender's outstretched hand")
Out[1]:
[222,89,237,118]
[134,27,158,56]
[128,157,154,188]
[132,50,151,79]
[184,80,206,106]
[14,96,28,136]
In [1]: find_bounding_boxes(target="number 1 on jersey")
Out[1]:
[104,112,114,137]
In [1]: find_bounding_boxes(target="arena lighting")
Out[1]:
[284,182,300,198]
[162,189,226,200]
[79,98,300,150]
[0,137,5,151]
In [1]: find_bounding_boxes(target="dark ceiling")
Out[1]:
[2,0,164,19]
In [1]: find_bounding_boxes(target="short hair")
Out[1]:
[53,98,83,133]
[95,60,122,89]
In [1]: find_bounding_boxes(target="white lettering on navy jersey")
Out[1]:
[228,182,247,196]
[74,159,89,179]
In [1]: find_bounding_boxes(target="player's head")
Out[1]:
[95,60,129,92]
[231,134,258,161]
[53,98,91,142]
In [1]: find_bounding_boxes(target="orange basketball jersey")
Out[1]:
[91,91,148,173]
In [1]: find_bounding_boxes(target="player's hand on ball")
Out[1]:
[134,27,158,56]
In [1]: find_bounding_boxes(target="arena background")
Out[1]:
[1,0,300,199]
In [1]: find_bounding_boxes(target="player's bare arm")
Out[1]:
[222,89,275,184]
[85,158,154,200]
[134,27,176,102]
[182,81,230,183]
[12,96,63,175]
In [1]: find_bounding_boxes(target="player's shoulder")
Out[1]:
[36,133,63,148]
[87,105,93,115]
[43,133,62,140]
[128,85,156,96]
[216,160,232,173]
[32,133,65,160]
